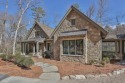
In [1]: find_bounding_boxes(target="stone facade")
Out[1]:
[53,8,102,62]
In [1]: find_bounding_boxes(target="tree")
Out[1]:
[73,3,80,9]
[96,0,108,23]
[0,0,8,53]
[12,0,32,55]
[31,6,45,22]
[86,3,95,18]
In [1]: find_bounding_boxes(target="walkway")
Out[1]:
[35,62,60,80]
[0,62,60,83]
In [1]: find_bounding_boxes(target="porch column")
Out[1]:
[21,43,23,55]
[115,41,118,57]
[27,43,29,54]
[33,43,35,56]
[119,40,123,60]
[23,43,25,55]
[85,32,88,63]
[36,42,39,56]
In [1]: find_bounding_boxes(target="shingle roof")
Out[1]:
[37,22,54,37]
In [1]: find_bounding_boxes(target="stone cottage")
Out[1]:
[20,6,108,63]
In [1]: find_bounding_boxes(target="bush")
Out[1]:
[0,54,7,60]
[19,57,34,68]
[102,57,110,64]
[14,55,34,68]
[89,60,97,65]
[43,51,51,58]
[0,54,13,61]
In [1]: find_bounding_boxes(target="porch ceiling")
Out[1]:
[60,29,87,37]
[21,38,45,43]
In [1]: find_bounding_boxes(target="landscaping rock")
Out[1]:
[99,74,107,77]
[61,76,70,80]
[107,73,112,76]
[69,75,76,79]
[85,74,95,79]
[121,68,125,71]
[94,75,100,78]
[75,75,86,79]
[118,69,124,74]
[112,71,120,75]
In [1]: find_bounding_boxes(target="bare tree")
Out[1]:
[12,0,32,55]
[86,3,95,18]
[0,0,8,53]
[96,0,108,23]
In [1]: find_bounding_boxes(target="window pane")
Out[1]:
[69,40,75,55]
[71,19,75,25]
[63,40,69,54]
[76,39,83,55]
[102,42,115,52]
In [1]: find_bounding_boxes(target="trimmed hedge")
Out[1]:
[0,54,34,68]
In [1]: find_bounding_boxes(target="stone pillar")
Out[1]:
[119,40,123,60]
[115,41,117,57]
[21,43,23,55]
[85,33,88,63]
[23,43,25,55]
[27,43,29,54]
[33,43,35,56]
[36,42,39,56]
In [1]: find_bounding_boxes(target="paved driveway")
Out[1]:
[58,73,125,83]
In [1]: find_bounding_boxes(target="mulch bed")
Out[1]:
[0,58,42,78]
[33,57,125,77]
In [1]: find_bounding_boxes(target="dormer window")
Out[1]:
[71,19,76,26]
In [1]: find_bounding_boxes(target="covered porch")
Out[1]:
[102,38,125,60]
[20,38,46,57]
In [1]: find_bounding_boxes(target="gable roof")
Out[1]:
[26,21,54,39]
[50,6,107,38]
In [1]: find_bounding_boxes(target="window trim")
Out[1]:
[62,39,84,56]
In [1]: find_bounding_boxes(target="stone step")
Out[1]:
[43,66,58,73]
[40,73,60,80]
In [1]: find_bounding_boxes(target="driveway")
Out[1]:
[58,73,125,83]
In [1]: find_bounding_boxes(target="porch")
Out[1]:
[20,38,46,57]
[102,39,125,60]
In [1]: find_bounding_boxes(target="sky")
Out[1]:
[0,0,125,29]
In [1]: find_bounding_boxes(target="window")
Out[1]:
[63,40,69,54]
[69,40,75,54]
[62,39,83,55]
[76,40,83,55]
[71,19,76,26]
[35,31,40,38]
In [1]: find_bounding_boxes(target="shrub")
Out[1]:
[0,54,7,60]
[43,51,51,58]
[14,55,34,68]
[89,60,97,65]
[102,57,110,64]
[19,57,34,68]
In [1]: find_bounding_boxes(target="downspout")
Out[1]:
[85,31,88,63]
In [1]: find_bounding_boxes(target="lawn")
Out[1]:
[33,57,125,77]
[0,58,42,78]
